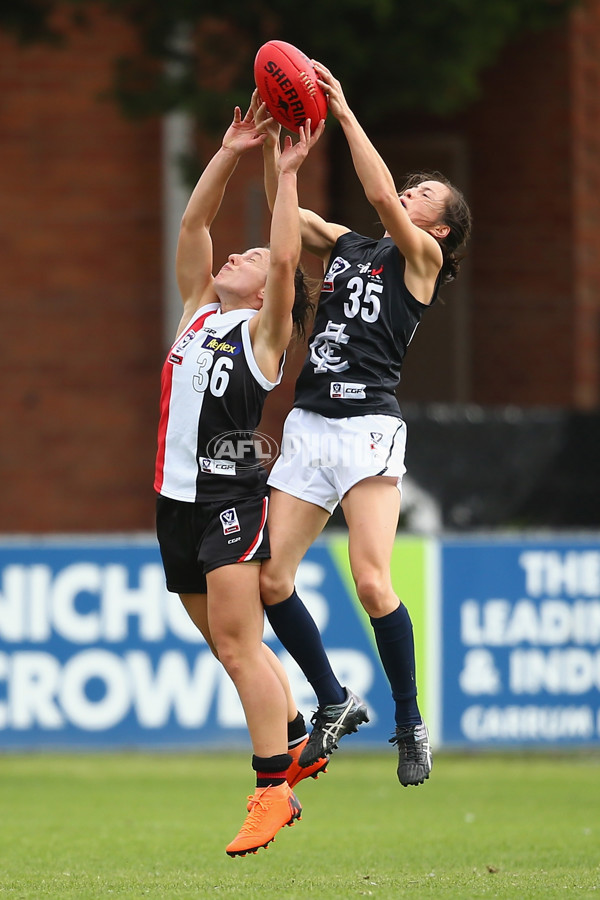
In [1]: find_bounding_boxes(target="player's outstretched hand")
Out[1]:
[278,117,325,175]
[222,102,266,155]
[312,61,351,122]
[251,89,281,149]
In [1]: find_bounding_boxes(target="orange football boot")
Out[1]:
[226,783,302,857]
[286,737,329,789]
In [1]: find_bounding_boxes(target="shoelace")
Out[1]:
[389,727,428,762]
[237,791,274,835]
[308,712,345,749]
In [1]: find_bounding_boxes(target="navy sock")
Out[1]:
[252,753,293,788]
[370,603,421,728]
[265,590,346,707]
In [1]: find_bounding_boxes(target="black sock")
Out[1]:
[287,711,308,750]
[252,753,293,788]
[265,590,346,707]
[370,603,421,728]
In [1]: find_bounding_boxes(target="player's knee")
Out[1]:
[213,639,243,680]
[259,560,293,606]
[354,571,394,617]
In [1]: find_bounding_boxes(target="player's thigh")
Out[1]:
[342,476,400,581]
[261,488,330,600]
[206,562,264,648]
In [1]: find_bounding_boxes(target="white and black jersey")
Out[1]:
[294,232,440,418]
[155,304,282,503]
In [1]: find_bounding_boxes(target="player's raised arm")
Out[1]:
[253,90,347,271]
[312,61,444,286]
[251,119,324,375]
[174,104,266,337]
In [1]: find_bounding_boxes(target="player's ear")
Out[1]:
[431,223,450,239]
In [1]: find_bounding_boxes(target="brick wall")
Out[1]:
[463,3,600,409]
[570,2,600,409]
[463,23,575,406]
[0,9,163,532]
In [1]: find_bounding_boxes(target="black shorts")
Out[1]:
[156,492,270,594]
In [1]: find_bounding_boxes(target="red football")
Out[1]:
[254,40,328,133]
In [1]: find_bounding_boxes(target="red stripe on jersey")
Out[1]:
[154,306,217,493]
[238,496,268,562]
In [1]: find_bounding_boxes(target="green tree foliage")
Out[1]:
[2,0,576,126]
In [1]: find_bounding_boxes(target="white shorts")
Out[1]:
[267,408,407,514]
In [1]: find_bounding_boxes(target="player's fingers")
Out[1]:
[312,118,326,142]
[250,89,261,112]
[312,59,330,75]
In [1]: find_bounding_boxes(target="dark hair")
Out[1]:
[246,246,317,341]
[400,171,472,284]
[292,264,318,340]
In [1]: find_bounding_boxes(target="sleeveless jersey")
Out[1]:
[155,304,282,503]
[294,231,439,418]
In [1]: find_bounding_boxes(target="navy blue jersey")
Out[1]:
[294,232,439,418]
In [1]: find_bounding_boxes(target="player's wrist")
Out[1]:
[220,143,242,160]
[337,106,356,128]
[278,168,298,182]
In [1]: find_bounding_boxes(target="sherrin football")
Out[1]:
[254,40,328,133]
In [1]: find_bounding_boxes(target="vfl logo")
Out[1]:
[322,256,351,292]
[331,382,342,398]
[168,328,197,365]
[220,507,240,535]
[309,321,350,374]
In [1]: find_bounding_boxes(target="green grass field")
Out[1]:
[1,750,598,898]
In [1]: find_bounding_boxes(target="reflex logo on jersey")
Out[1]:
[220,507,240,535]
[201,336,241,355]
[200,457,236,476]
[330,382,366,399]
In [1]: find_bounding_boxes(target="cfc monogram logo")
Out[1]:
[309,321,350,374]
